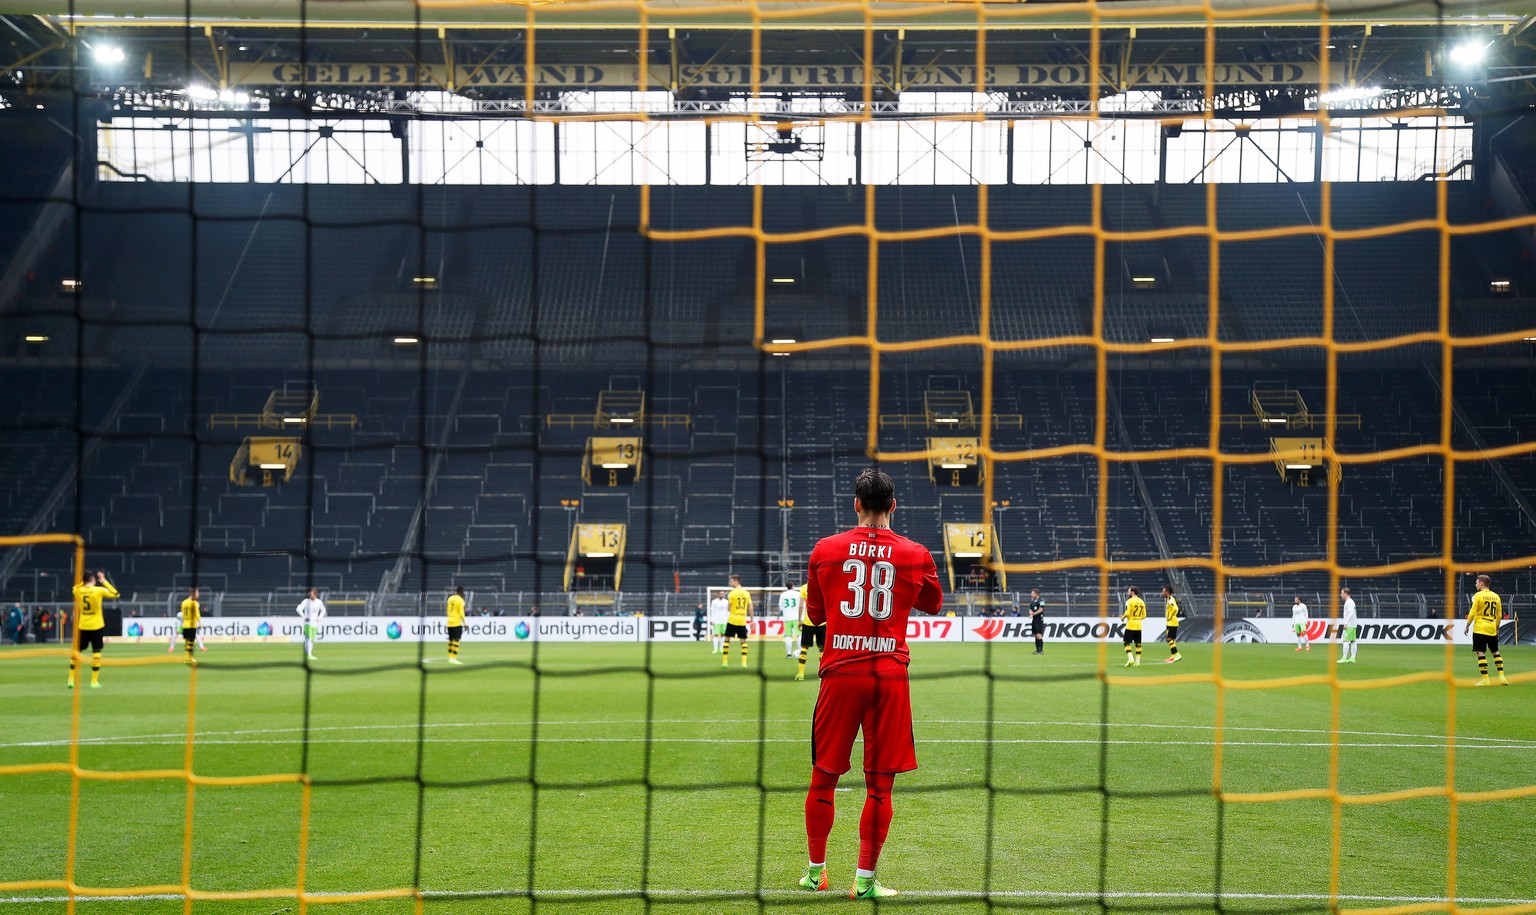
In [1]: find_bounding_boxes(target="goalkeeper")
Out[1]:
[798,468,944,899]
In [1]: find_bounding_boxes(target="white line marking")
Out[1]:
[4,889,1534,905]
[5,718,1530,750]
[14,736,1535,750]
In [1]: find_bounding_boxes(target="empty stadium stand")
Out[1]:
[2,181,1533,614]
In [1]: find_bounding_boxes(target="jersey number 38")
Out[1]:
[840,559,895,620]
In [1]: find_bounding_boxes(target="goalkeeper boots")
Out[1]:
[1499,674,1510,686]
[798,864,828,891]
[1476,677,1491,687]
[851,876,899,899]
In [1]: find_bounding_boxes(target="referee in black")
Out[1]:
[1029,588,1046,654]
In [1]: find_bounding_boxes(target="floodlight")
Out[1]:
[393,336,420,345]
[586,552,616,558]
[91,44,125,64]
[1285,463,1312,470]
[953,551,983,559]
[600,462,631,469]
[258,463,287,470]
[1150,336,1176,343]
[1449,40,1489,66]
[24,335,49,343]
[940,462,969,470]
[1318,86,1383,105]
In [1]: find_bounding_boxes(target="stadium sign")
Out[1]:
[109,615,643,643]
[114,618,288,643]
[108,615,1511,646]
[263,62,1346,90]
[1237,618,1516,646]
[642,616,963,643]
[962,617,1518,645]
[967,618,1131,643]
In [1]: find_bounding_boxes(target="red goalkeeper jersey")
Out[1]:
[805,525,944,675]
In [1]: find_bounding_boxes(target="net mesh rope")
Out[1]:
[1,0,1536,913]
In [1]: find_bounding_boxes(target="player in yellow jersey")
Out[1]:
[796,582,824,682]
[168,594,207,654]
[69,570,119,689]
[1464,574,1509,686]
[723,574,752,669]
[179,587,202,666]
[1121,586,1146,668]
[446,586,466,664]
[1161,586,1184,663]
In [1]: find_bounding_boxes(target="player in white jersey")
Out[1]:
[780,585,802,658]
[1339,587,1358,663]
[295,588,327,660]
[708,594,729,654]
[1291,596,1310,652]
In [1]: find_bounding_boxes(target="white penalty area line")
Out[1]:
[11,736,1536,750]
[5,889,1535,906]
[7,718,1533,750]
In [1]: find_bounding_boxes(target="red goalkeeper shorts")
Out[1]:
[810,659,917,776]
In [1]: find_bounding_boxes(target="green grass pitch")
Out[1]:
[1,639,1532,914]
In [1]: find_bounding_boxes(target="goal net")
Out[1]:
[1,0,1534,913]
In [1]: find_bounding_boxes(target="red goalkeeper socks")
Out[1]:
[805,767,839,863]
[857,772,894,872]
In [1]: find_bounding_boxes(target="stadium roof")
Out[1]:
[1,0,1531,27]
[1,0,1530,115]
